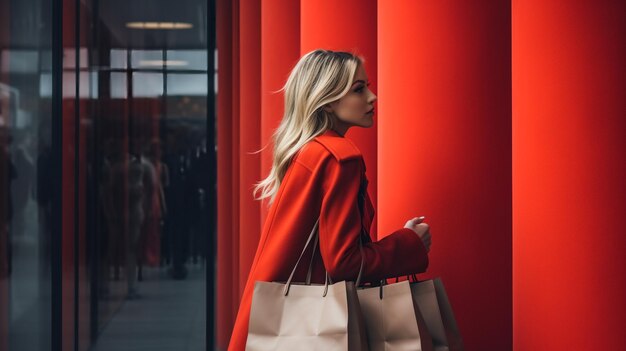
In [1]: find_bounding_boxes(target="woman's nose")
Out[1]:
[369,92,377,103]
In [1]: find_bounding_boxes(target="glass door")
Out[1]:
[77,0,215,350]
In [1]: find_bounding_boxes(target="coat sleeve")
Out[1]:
[318,157,429,283]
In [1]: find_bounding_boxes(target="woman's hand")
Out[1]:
[404,216,432,252]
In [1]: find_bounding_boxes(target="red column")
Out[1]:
[260,0,300,223]
[230,0,241,322]
[378,1,512,350]
[512,1,626,350]
[300,0,379,237]
[216,0,235,347]
[238,0,261,299]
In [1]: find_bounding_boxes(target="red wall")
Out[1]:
[300,0,380,237]
[512,1,626,349]
[378,1,512,350]
[218,1,626,349]
[216,0,235,347]
[260,0,300,223]
[238,0,261,299]
[229,0,242,324]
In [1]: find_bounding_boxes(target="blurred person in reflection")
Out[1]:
[101,139,156,298]
[10,134,35,239]
[228,49,433,350]
[101,140,126,284]
[138,138,167,280]
[126,140,157,297]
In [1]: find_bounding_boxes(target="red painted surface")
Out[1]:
[218,1,626,349]
[230,0,241,319]
[260,0,300,229]
[378,1,512,350]
[300,0,379,238]
[238,0,261,299]
[217,1,302,347]
[512,1,626,350]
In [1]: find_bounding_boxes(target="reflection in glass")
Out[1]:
[85,0,210,350]
[167,74,208,96]
[1,0,53,349]
[110,72,127,99]
[130,50,163,69]
[2,0,212,349]
[110,49,128,70]
[132,72,163,97]
[166,50,208,71]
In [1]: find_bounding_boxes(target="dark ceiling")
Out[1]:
[98,0,209,50]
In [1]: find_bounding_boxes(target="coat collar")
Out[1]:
[322,129,345,138]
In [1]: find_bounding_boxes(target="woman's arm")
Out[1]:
[318,157,429,283]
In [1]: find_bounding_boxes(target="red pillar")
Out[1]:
[238,0,261,299]
[512,1,626,349]
[300,0,379,237]
[230,0,241,323]
[216,0,235,347]
[378,1,512,350]
[260,0,300,223]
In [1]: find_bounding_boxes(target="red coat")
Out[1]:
[228,129,429,350]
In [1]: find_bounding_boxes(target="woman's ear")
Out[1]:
[323,104,333,113]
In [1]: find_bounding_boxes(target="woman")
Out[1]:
[228,49,432,350]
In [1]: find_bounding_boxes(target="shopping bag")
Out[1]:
[410,278,464,351]
[246,218,369,351]
[357,280,434,351]
[247,279,368,351]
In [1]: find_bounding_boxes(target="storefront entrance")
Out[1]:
[0,0,216,350]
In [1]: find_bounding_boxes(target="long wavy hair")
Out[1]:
[253,49,362,204]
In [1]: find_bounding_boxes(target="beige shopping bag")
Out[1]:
[410,278,464,351]
[247,279,368,351]
[246,219,369,351]
[357,280,434,351]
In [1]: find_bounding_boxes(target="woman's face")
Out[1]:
[325,63,377,135]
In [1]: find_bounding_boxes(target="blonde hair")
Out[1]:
[253,49,362,204]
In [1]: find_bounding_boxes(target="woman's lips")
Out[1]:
[366,108,374,114]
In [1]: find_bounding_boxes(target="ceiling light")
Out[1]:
[126,22,193,30]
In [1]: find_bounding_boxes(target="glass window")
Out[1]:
[110,72,127,99]
[166,50,208,71]
[1,0,213,349]
[167,74,207,96]
[133,72,163,97]
[110,49,128,70]
[0,0,53,349]
[131,50,164,69]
